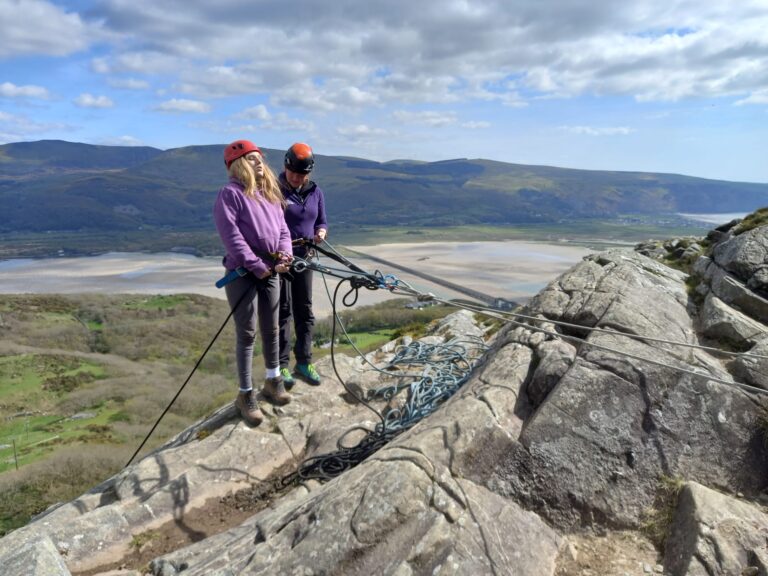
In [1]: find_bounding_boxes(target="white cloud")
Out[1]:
[0,110,71,141]
[193,113,315,135]
[154,99,211,113]
[0,82,50,100]
[461,121,491,129]
[392,110,458,127]
[108,78,150,90]
[80,0,768,111]
[98,135,145,146]
[0,0,102,57]
[74,93,115,108]
[236,105,271,121]
[91,58,111,74]
[225,105,314,132]
[735,90,768,105]
[560,125,636,136]
[337,124,390,138]
[230,116,315,133]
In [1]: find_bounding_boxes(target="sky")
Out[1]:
[1,0,768,183]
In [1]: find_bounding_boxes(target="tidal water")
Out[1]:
[677,212,749,225]
[0,241,593,313]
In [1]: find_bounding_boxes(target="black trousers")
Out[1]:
[278,269,314,367]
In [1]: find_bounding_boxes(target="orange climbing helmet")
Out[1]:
[224,140,261,168]
[284,142,314,174]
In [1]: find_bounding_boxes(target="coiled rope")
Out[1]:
[281,242,487,483]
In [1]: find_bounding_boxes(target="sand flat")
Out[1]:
[346,240,591,301]
[0,240,594,315]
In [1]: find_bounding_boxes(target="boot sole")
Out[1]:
[235,402,264,426]
[261,391,291,406]
[295,372,321,386]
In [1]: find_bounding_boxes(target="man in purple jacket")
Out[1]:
[278,143,328,387]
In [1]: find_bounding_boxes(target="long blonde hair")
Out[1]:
[228,154,284,205]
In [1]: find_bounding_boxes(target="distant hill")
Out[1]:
[1,139,767,234]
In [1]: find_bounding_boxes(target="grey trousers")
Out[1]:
[225,273,280,391]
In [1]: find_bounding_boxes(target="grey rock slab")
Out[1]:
[0,535,72,576]
[731,337,768,390]
[664,482,768,576]
[706,264,768,324]
[4,413,302,571]
[528,339,575,409]
[150,359,560,576]
[698,292,766,347]
[501,248,768,528]
[712,226,768,284]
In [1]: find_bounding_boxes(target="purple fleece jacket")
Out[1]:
[213,178,292,278]
[279,173,327,256]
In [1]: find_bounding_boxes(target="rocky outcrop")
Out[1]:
[1,217,767,576]
[665,482,768,575]
[694,219,768,325]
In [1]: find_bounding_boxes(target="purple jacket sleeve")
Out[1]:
[213,185,271,277]
[278,212,292,258]
[314,185,328,234]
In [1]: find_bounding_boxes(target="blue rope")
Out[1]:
[283,335,487,484]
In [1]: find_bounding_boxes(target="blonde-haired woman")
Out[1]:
[214,140,293,425]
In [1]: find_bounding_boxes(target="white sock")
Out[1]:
[265,367,280,379]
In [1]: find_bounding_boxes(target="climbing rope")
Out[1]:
[123,287,251,468]
[281,239,768,484]
[423,295,768,396]
[126,239,767,472]
[282,334,487,483]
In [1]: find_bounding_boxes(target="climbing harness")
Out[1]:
[214,249,287,289]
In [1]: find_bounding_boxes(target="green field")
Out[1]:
[0,293,454,535]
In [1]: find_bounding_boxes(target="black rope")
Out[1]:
[123,285,251,469]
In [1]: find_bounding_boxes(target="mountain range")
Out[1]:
[1,139,767,235]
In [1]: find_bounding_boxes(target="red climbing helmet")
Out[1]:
[284,142,314,174]
[224,140,261,168]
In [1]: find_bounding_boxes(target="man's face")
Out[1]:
[285,168,309,189]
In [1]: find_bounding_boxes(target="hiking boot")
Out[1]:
[295,363,321,386]
[280,366,296,390]
[262,376,292,405]
[235,389,264,426]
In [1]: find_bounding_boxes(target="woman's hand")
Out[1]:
[257,269,273,279]
[314,229,327,243]
[275,263,292,274]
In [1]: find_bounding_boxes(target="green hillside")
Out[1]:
[1,139,766,238]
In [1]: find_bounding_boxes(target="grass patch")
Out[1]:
[0,354,106,400]
[0,446,125,536]
[0,403,128,473]
[130,529,161,552]
[733,207,768,235]
[640,475,686,551]
[123,294,189,311]
[331,329,398,354]
[684,274,705,307]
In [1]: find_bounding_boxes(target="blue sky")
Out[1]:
[1,0,767,182]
